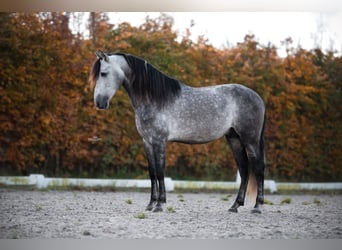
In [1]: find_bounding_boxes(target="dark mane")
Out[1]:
[90,52,181,108]
[116,53,181,108]
[89,58,101,90]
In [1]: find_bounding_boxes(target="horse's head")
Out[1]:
[90,51,127,110]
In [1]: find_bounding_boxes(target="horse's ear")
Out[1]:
[95,51,102,59]
[95,50,109,61]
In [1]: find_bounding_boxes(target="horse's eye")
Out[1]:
[100,72,108,77]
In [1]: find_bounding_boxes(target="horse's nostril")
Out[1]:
[95,95,109,109]
[96,102,103,109]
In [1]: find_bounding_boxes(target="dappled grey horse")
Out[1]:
[90,51,266,213]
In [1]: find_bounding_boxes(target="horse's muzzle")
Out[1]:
[95,95,109,110]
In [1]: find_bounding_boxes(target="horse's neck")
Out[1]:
[121,79,138,109]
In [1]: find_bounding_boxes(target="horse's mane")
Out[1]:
[89,58,101,90]
[90,52,181,108]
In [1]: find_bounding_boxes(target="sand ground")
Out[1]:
[0,189,341,239]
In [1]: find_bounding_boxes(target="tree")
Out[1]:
[0,12,341,181]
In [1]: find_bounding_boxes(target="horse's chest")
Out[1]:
[135,111,168,142]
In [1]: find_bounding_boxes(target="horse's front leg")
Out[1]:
[143,140,167,212]
[143,140,158,211]
[152,141,166,212]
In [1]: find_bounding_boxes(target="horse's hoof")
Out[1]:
[146,203,154,211]
[251,207,262,214]
[153,206,163,212]
[228,207,238,213]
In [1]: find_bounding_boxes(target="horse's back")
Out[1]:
[183,83,265,118]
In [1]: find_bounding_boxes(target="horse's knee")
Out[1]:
[245,145,257,160]
[245,145,264,170]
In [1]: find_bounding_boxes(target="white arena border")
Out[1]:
[1,174,341,193]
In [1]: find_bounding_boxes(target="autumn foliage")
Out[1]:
[0,13,341,181]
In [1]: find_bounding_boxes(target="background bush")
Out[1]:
[0,13,341,181]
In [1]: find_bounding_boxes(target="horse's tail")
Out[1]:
[246,112,266,205]
[259,112,266,167]
[246,171,257,205]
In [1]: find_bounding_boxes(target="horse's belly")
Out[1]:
[168,133,224,144]
[167,118,230,143]
[165,86,237,143]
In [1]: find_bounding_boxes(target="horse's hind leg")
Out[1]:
[245,143,265,214]
[248,145,265,214]
[225,130,249,213]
